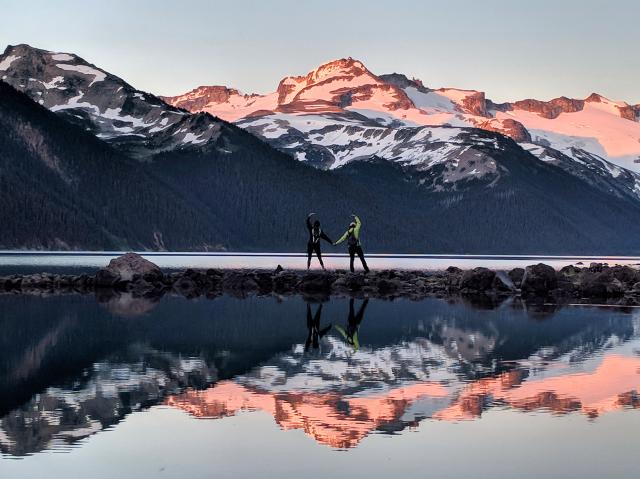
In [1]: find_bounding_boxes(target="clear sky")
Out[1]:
[2,0,638,103]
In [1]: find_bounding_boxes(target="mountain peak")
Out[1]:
[2,44,80,64]
[585,92,604,103]
[0,44,230,157]
[274,57,374,105]
[379,73,428,92]
[3,43,41,56]
[307,57,369,83]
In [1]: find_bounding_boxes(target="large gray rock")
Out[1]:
[460,267,496,291]
[521,263,557,294]
[95,253,163,286]
[222,272,259,292]
[579,270,625,297]
[299,272,335,294]
[273,271,300,293]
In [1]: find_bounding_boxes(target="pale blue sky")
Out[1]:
[2,0,638,103]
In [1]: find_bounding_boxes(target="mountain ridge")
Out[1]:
[3,44,640,253]
[161,56,640,173]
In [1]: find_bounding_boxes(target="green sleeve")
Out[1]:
[353,216,362,239]
[335,229,349,244]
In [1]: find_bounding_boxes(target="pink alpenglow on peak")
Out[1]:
[162,57,640,172]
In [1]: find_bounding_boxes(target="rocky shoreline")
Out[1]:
[3,253,640,305]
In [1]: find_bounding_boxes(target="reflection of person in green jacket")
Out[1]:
[335,298,369,351]
[305,303,332,352]
[334,214,370,273]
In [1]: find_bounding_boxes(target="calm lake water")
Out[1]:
[1,292,639,478]
[1,251,640,275]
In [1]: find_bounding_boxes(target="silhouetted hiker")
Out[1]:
[305,303,332,352]
[306,213,333,270]
[334,214,370,273]
[335,298,369,351]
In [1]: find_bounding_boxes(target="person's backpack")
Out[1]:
[347,230,358,246]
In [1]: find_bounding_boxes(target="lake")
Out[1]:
[1,290,639,478]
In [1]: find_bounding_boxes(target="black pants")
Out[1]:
[348,245,369,273]
[307,241,324,268]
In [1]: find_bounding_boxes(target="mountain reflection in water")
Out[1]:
[0,294,639,456]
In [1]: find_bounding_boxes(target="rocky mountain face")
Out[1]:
[0,44,240,159]
[3,44,640,253]
[163,57,640,177]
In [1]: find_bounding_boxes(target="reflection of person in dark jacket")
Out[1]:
[335,298,369,351]
[305,303,332,352]
[334,214,369,273]
[306,213,333,270]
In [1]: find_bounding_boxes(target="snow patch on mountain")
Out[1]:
[497,99,640,170]
[55,63,106,86]
[50,53,74,61]
[182,132,207,145]
[37,75,65,90]
[0,54,20,70]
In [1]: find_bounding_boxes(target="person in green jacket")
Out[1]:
[334,214,370,273]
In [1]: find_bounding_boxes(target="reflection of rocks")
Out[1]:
[96,290,161,317]
[3,254,640,302]
[0,347,216,456]
[0,273,94,295]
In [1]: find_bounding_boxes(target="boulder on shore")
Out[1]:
[460,267,496,292]
[521,263,557,295]
[95,252,163,286]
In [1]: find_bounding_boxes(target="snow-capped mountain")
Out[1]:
[0,44,231,158]
[4,44,640,253]
[3,45,639,199]
[163,57,640,191]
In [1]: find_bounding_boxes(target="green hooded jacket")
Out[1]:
[335,215,361,246]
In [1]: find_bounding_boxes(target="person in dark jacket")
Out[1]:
[306,213,333,270]
[334,214,370,273]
